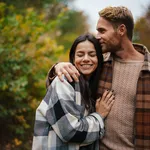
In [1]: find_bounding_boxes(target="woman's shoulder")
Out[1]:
[49,75,75,90]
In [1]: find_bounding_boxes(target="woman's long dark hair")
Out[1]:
[69,33,103,113]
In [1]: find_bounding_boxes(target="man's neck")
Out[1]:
[114,41,144,61]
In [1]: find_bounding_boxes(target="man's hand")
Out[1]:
[55,62,80,82]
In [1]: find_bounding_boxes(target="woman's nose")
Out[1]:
[83,55,90,61]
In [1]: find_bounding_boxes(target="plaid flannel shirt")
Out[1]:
[32,76,105,150]
[98,43,150,149]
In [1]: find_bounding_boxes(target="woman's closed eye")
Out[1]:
[89,52,97,57]
[76,52,84,57]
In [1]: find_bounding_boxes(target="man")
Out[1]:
[47,6,150,150]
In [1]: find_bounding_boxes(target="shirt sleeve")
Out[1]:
[38,76,104,144]
[45,63,58,88]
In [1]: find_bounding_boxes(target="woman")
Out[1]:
[32,34,115,150]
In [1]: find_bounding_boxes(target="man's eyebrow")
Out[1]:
[97,28,101,31]
[97,27,102,30]
[97,28,105,31]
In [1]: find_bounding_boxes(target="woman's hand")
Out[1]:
[95,90,115,119]
[54,62,80,82]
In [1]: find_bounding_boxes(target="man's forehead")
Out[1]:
[96,17,113,29]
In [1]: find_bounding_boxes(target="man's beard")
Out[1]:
[102,42,121,53]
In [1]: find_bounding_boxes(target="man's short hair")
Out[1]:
[99,6,134,41]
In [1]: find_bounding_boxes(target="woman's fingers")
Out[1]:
[96,89,115,118]
[109,98,115,107]
[106,95,115,108]
[100,90,109,101]
[101,90,114,103]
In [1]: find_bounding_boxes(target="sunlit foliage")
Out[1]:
[134,4,150,51]
[0,1,89,149]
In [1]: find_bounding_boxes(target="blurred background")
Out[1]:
[0,0,149,149]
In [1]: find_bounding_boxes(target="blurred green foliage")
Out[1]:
[0,0,149,149]
[0,1,89,149]
[134,5,150,51]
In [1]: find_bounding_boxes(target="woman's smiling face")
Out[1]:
[74,40,98,79]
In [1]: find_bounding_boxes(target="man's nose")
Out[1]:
[96,32,101,40]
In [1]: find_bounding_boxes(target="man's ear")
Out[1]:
[117,24,126,36]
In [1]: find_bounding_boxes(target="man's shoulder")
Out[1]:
[133,43,150,54]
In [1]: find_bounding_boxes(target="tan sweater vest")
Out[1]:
[99,59,143,150]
